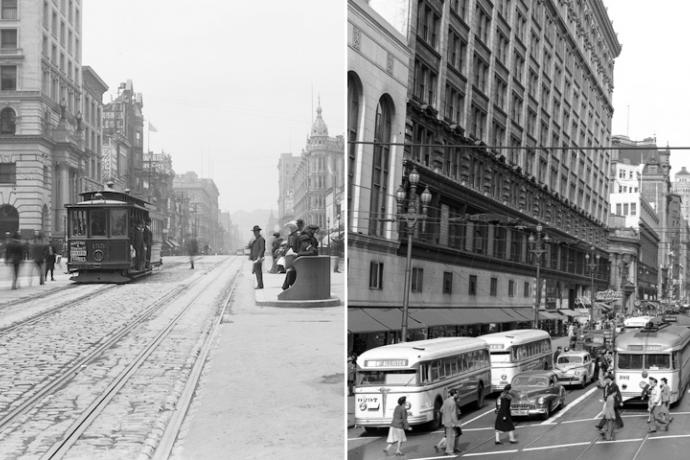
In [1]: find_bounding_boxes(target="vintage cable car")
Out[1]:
[65,187,163,283]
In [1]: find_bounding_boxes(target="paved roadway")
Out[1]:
[348,313,690,460]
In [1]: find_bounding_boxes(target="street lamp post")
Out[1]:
[585,247,600,324]
[528,225,550,329]
[396,167,432,343]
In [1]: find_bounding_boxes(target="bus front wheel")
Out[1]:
[475,383,486,409]
[430,398,443,430]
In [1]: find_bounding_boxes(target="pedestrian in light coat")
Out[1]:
[647,377,663,432]
[657,377,673,430]
[495,384,517,444]
[249,225,265,289]
[383,396,410,456]
[601,389,616,440]
[435,389,460,454]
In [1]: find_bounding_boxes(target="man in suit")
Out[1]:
[249,225,265,289]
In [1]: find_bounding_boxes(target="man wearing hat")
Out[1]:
[249,225,265,289]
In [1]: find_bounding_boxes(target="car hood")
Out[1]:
[555,363,584,371]
[509,387,548,399]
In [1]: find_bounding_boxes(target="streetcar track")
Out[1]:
[42,257,242,459]
[0,284,120,336]
[0,259,230,437]
[0,283,79,309]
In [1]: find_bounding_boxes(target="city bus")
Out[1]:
[354,337,491,431]
[479,329,553,392]
[614,323,690,404]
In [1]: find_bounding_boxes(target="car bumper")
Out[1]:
[355,413,430,427]
[510,406,548,416]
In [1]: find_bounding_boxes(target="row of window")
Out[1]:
[369,261,533,298]
[614,202,637,217]
[419,349,491,384]
[617,185,638,193]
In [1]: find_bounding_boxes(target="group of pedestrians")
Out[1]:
[246,219,320,291]
[643,376,673,433]
[3,231,58,289]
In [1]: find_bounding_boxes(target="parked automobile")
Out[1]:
[507,370,566,420]
[554,350,595,389]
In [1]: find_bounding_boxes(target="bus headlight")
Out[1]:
[405,402,411,410]
[359,402,367,411]
[501,374,507,381]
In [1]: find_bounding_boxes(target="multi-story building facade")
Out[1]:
[80,65,106,192]
[102,80,144,194]
[0,0,106,247]
[173,171,220,253]
[672,167,690,302]
[277,152,300,227]
[348,0,412,350]
[292,104,344,231]
[348,0,620,350]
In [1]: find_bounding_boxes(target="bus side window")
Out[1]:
[419,364,428,384]
[431,360,440,382]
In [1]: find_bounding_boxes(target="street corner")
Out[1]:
[252,270,342,308]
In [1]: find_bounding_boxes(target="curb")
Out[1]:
[255,296,341,308]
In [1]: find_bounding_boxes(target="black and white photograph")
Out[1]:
[0,0,344,458]
[347,1,690,459]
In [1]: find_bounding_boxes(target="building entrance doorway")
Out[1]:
[0,204,18,235]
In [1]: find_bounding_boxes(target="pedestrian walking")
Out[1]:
[383,396,410,456]
[657,377,673,431]
[249,225,265,289]
[595,373,624,431]
[44,238,57,281]
[4,232,23,289]
[186,236,198,269]
[646,377,663,433]
[601,389,617,440]
[435,390,460,454]
[553,346,562,362]
[30,232,46,285]
[494,384,517,444]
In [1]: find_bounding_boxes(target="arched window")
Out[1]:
[0,107,16,134]
[369,95,393,236]
[347,72,362,229]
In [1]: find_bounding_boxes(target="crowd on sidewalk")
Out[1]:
[2,231,59,290]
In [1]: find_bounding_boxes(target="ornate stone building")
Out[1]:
[291,104,344,231]
[0,0,105,248]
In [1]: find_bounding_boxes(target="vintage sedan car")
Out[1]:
[554,351,595,388]
[508,371,566,420]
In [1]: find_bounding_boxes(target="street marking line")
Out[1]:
[542,386,598,425]
[347,437,379,442]
[462,450,519,457]
[522,441,591,451]
[596,438,644,444]
[646,434,690,440]
[561,417,598,424]
[460,408,496,426]
[409,456,456,460]
[461,427,493,432]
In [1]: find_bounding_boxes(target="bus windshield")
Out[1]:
[489,351,512,363]
[617,353,671,370]
[646,354,671,370]
[356,370,417,386]
[617,354,643,369]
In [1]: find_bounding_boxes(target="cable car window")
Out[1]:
[90,209,107,237]
[110,209,127,236]
[70,209,87,237]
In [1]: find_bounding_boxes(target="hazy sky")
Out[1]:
[83,0,344,214]
[605,0,690,175]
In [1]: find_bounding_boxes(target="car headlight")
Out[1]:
[359,402,367,411]
[537,397,545,405]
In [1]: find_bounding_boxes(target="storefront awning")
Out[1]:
[559,309,589,318]
[539,311,563,320]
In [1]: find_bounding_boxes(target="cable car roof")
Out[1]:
[78,190,150,207]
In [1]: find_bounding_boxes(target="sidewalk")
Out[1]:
[0,261,72,304]
[171,259,344,459]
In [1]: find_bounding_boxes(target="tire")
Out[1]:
[475,383,486,409]
[430,398,443,430]
[581,375,587,390]
[541,404,551,420]
[560,392,566,409]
